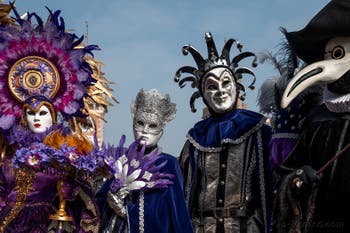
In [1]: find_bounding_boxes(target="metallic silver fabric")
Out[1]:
[107,189,129,217]
[180,135,266,233]
[195,144,245,210]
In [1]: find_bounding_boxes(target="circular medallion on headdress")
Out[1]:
[8,56,60,102]
[0,6,100,130]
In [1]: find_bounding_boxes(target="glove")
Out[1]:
[290,165,322,198]
[61,177,78,201]
[107,187,129,218]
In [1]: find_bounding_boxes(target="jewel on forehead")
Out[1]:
[31,98,37,104]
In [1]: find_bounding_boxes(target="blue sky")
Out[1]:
[17,0,328,156]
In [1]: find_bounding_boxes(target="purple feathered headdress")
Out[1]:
[0,4,99,130]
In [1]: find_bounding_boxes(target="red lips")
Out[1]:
[34,123,41,128]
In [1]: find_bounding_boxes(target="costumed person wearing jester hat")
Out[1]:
[96,89,193,233]
[0,3,115,232]
[274,0,350,232]
[174,32,272,233]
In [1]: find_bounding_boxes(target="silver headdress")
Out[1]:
[174,32,257,112]
[131,89,176,127]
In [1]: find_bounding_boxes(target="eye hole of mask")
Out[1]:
[332,46,346,59]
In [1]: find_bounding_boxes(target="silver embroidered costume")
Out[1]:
[175,32,272,233]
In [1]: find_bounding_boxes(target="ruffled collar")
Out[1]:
[323,86,350,113]
[187,109,265,152]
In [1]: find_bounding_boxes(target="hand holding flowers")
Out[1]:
[103,135,174,194]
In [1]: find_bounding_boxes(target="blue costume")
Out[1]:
[97,152,194,233]
[98,89,192,232]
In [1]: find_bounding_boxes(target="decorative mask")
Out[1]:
[280,0,350,113]
[174,32,257,115]
[22,95,56,133]
[131,89,176,148]
[202,67,238,114]
[133,111,163,147]
[0,6,99,130]
[25,105,53,133]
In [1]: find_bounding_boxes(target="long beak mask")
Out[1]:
[281,37,350,109]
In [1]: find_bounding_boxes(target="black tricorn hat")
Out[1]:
[284,0,350,64]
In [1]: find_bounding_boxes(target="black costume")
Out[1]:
[274,0,350,232]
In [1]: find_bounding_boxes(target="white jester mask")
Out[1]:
[174,32,257,114]
[202,67,237,114]
[25,105,53,133]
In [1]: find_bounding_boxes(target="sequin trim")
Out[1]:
[139,192,145,233]
[271,132,299,140]
[0,168,35,231]
[256,131,268,233]
[187,117,266,152]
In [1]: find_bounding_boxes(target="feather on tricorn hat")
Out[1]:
[283,0,350,64]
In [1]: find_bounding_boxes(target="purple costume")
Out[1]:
[0,158,60,232]
[0,126,99,233]
[0,3,109,233]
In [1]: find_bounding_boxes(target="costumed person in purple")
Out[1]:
[257,50,323,171]
[96,89,194,233]
[174,32,272,233]
[0,4,107,233]
[273,0,350,232]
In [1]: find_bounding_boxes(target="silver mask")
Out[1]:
[131,89,176,147]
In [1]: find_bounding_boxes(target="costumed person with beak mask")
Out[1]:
[96,89,193,233]
[274,0,350,232]
[174,32,272,233]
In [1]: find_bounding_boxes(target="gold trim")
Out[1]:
[0,168,35,231]
[49,179,73,222]
[8,56,60,102]
[0,132,7,162]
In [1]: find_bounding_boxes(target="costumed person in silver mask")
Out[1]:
[274,0,350,232]
[174,32,272,233]
[96,89,193,233]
